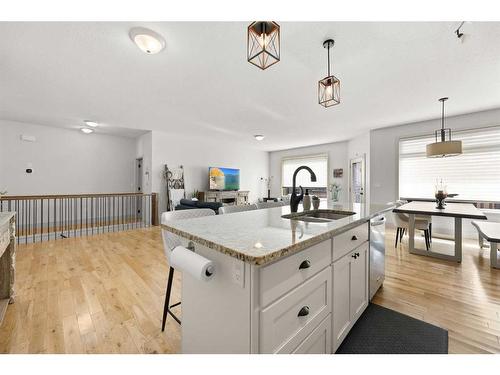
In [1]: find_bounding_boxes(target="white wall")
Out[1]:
[370,107,500,237]
[269,141,349,201]
[348,132,371,205]
[150,131,269,214]
[0,120,137,195]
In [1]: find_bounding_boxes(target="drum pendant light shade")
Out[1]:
[426,140,462,158]
[426,97,463,158]
[247,21,280,70]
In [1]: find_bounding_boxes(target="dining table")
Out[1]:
[393,201,487,262]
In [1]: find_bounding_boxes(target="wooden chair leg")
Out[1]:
[162,266,175,332]
[395,227,400,247]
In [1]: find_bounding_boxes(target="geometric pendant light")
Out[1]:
[247,21,280,70]
[318,39,340,108]
[426,97,463,158]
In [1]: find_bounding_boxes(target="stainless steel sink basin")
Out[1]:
[281,209,356,223]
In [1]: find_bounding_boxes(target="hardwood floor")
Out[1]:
[0,226,499,353]
[0,228,180,354]
[374,229,500,354]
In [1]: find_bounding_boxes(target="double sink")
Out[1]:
[281,209,356,223]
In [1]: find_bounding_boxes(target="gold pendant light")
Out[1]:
[318,39,340,108]
[247,22,280,70]
[426,97,462,158]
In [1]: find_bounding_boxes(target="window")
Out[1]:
[399,126,500,202]
[281,154,328,198]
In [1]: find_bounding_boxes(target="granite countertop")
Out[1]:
[162,201,395,266]
[0,212,15,227]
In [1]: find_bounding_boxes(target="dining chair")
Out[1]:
[256,201,286,209]
[218,204,258,214]
[394,200,432,250]
[160,208,215,331]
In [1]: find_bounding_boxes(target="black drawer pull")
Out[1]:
[298,306,310,317]
[351,254,357,259]
[299,260,311,270]
[355,252,360,257]
[351,235,358,241]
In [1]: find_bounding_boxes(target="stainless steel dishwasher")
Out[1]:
[369,214,386,300]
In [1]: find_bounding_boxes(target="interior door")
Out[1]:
[349,156,366,204]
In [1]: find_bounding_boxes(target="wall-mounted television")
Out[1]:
[209,167,240,191]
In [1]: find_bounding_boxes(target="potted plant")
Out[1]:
[260,176,274,199]
[329,183,341,202]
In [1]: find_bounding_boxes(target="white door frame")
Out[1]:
[349,155,366,205]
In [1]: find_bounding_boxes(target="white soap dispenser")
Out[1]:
[303,189,311,211]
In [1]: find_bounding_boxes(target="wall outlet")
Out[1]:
[232,259,245,288]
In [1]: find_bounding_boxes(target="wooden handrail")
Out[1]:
[0,192,151,200]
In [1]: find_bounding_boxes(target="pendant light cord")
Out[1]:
[327,44,331,77]
[440,99,446,141]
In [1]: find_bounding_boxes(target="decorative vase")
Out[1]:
[435,179,448,209]
[312,196,320,210]
[332,190,339,202]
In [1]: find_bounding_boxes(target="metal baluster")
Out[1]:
[31,199,35,243]
[121,195,124,231]
[86,196,88,235]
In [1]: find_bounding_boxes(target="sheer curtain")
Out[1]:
[281,154,328,197]
[399,126,500,201]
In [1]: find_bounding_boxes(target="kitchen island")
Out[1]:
[0,212,16,326]
[162,202,395,354]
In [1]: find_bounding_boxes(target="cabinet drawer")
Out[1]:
[292,315,331,354]
[260,266,332,354]
[332,222,368,261]
[277,314,332,354]
[260,239,331,307]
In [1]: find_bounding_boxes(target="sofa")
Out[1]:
[174,198,223,213]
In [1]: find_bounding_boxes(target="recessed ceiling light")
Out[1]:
[84,120,98,127]
[80,128,94,134]
[254,135,265,141]
[129,27,166,54]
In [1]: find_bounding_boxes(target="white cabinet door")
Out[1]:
[350,243,368,321]
[332,253,351,351]
[332,242,369,352]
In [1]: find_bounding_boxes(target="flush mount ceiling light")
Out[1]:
[247,21,280,70]
[318,39,340,108]
[426,97,462,158]
[80,128,94,134]
[129,27,166,54]
[254,135,265,141]
[84,120,98,127]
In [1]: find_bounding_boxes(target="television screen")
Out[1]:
[209,167,240,191]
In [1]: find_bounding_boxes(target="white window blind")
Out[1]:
[282,155,328,188]
[399,126,500,201]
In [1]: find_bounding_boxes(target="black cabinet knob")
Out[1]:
[299,260,311,270]
[351,254,357,259]
[355,252,360,257]
[351,235,358,241]
[298,306,310,317]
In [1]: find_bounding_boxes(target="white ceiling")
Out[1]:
[1,22,499,149]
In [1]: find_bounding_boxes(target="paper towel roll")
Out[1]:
[170,246,215,281]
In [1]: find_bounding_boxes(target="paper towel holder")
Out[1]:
[205,266,214,277]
